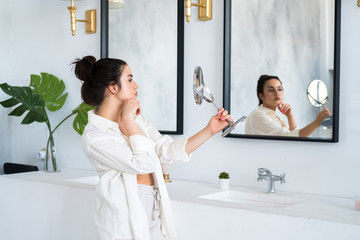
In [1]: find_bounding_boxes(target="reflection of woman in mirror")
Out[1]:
[245,75,330,137]
[73,56,232,240]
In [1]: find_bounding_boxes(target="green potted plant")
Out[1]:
[0,72,94,172]
[218,171,230,190]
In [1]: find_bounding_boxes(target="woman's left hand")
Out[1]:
[207,108,233,135]
[278,103,293,118]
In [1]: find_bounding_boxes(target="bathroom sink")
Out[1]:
[198,190,306,207]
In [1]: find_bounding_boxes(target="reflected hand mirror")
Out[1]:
[307,79,332,129]
[193,66,246,136]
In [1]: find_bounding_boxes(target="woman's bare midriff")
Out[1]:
[137,173,154,186]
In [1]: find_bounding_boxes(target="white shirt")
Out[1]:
[82,110,191,240]
[245,106,299,136]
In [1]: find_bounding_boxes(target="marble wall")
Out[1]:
[230,0,334,138]
[109,0,178,131]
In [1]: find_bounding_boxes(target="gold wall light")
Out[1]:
[185,0,212,22]
[358,0,360,7]
[67,0,96,36]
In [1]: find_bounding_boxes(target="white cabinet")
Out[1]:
[1,169,359,240]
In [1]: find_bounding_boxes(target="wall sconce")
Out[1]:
[67,0,96,36]
[185,0,212,22]
[358,0,360,7]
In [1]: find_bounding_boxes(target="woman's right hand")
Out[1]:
[206,108,233,135]
[185,108,233,154]
[314,108,331,127]
[299,108,331,137]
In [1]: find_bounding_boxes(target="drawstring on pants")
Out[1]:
[152,187,160,220]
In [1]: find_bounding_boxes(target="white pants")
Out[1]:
[137,184,167,240]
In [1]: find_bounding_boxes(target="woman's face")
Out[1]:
[117,65,138,101]
[259,79,283,109]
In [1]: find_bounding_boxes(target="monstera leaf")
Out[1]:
[1,72,94,136]
[0,83,47,124]
[72,102,96,135]
[0,73,95,172]
[30,73,68,112]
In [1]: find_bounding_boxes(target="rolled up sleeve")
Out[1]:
[137,115,191,164]
[155,135,191,165]
[84,133,157,174]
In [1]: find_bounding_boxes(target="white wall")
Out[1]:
[0,0,100,171]
[0,0,359,198]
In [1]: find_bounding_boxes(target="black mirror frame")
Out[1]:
[223,0,341,142]
[100,0,184,135]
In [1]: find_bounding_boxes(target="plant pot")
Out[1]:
[44,145,60,172]
[44,132,60,172]
[219,179,230,190]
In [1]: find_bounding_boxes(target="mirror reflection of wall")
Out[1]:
[228,0,335,139]
[108,0,178,132]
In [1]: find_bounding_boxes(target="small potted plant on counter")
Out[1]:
[218,171,230,190]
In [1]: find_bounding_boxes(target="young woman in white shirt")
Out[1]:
[245,75,330,137]
[73,56,232,240]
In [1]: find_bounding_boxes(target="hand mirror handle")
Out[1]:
[193,66,246,136]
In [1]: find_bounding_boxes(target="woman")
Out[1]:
[245,75,330,137]
[73,56,232,240]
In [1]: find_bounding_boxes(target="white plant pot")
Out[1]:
[219,179,230,190]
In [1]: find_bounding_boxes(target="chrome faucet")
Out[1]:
[257,168,285,193]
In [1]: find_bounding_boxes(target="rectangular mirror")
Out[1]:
[223,0,340,142]
[101,0,184,134]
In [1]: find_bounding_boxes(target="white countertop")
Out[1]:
[2,168,359,226]
[0,168,99,189]
[166,179,360,226]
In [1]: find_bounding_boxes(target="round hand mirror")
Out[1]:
[306,79,332,129]
[306,79,328,107]
[192,66,246,136]
[193,66,204,105]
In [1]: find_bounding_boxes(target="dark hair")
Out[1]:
[256,75,282,106]
[72,55,127,106]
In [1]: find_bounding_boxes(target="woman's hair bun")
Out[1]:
[72,55,127,106]
[73,55,97,82]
